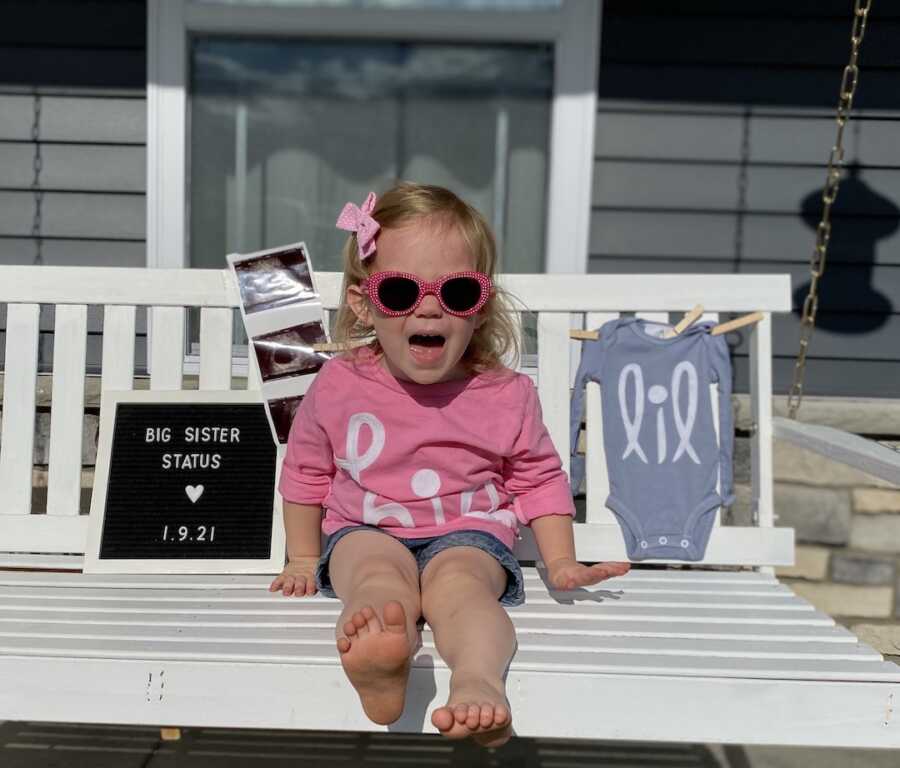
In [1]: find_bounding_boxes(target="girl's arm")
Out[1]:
[530,514,630,590]
[284,500,324,560]
[529,513,577,567]
[506,377,630,588]
[269,501,323,596]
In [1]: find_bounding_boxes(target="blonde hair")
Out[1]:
[333,182,520,373]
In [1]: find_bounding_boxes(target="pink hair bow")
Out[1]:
[336,191,380,262]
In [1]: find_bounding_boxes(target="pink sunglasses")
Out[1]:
[360,270,493,318]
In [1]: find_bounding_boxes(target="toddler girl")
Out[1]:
[270,182,630,746]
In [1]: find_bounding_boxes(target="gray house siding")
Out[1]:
[0,0,146,263]
[2,1,899,398]
[0,0,147,370]
[593,0,900,397]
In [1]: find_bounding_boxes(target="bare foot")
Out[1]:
[431,674,512,747]
[337,600,412,725]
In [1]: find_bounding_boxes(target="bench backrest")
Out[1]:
[0,266,792,566]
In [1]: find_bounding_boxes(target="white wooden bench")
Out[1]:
[1,266,898,748]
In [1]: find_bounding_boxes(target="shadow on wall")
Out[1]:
[794,163,897,333]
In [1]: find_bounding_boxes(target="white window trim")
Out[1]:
[146,0,601,276]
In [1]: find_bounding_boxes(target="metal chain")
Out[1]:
[786,0,873,419]
[30,91,44,266]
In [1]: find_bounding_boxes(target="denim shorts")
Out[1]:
[315,525,525,607]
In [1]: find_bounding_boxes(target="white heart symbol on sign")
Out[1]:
[185,485,204,503]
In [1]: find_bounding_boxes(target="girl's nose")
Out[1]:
[415,291,443,317]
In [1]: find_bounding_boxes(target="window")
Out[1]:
[147,0,598,369]
[190,39,553,274]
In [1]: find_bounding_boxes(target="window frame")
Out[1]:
[147,0,601,276]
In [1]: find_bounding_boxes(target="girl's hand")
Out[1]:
[546,557,631,591]
[269,556,320,597]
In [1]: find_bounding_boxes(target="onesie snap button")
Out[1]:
[680,539,690,548]
[640,540,648,549]
[658,536,668,545]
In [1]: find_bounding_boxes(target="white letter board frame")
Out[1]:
[84,389,287,574]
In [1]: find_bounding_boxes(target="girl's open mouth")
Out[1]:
[409,333,446,363]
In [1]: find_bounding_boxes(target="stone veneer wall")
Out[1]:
[732,437,900,659]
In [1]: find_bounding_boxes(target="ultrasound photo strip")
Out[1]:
[228,244,326,339]
[267,395,305,444]
[260,373,317,444]
[230,243,317,315]
[252,321,332,383]
[227,242,330,445]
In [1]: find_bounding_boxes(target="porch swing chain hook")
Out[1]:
[787,0,872,419]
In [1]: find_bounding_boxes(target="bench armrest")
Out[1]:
[773,416,900,486]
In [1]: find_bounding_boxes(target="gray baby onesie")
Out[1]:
[569,317,735,561]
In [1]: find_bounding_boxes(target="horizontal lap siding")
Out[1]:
[0,0,147,372]
[594,1,900,397]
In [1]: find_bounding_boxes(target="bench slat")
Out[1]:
[537,312,571,477]
[0,611,854,642]
[0,609,850,645]
[506,309,523,371]
[247,339,263,392]
[515,523,793,566]
[46,305,88,517]
[2,657,896,746]
[508,615,856,643]
[0,269,793,312]
[149,306,185,390]
[0,569,784,591]
[751,312,775,528]
[699,312,723,526]
[0,554,83,569]
[582,311,617,523]
[0,622,880,661]
[0,596,827,626]
[0,511,87,553]
[100,305,136,393]
[0,584,804,610]
[0,303,40,516]
[0,634,895,682]
[0,266,240,307]
[199,307,234,390]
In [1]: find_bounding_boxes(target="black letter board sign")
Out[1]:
[85,390,285,574]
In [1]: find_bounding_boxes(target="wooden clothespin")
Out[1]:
[567,306,704,342]
[661,304,704,338]
[311,338,374,353]
[568,310,764,342]
[709,311,764,336]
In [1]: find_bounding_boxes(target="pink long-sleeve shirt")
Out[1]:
[278,348,575,549]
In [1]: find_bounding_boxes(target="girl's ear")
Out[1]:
[346,284,371,325]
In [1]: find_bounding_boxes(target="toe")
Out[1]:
[431,707,453,733]
[351,611,370,636]
[361,605,381,633]
[336,636,351,653]
[454,704,469,725]
[465,704,480,730]
[383,601,407,634]
[480,705,494,729]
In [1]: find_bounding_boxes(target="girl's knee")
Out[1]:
[347,563,419,594]
[330,537,419,590]
[420,552,506,616]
